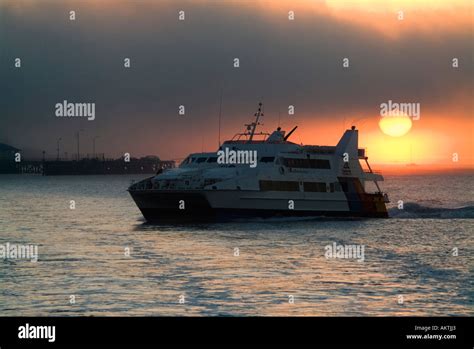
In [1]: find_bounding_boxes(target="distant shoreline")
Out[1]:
[369,165,474,175]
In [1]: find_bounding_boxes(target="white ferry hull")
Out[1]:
[129,188,388,221]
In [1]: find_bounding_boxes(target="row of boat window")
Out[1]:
[259,180,348,192]
[281,158,331,169]
[180,157,218,165]
[182,156,331,169]
[197,157,217,163]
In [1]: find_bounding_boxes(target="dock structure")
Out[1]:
[0,144,174,175]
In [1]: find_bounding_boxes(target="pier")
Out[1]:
[0,156,174,176]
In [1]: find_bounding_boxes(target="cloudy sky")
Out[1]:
[1,0,472,166]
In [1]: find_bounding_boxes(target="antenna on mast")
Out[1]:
[248,102,263,142]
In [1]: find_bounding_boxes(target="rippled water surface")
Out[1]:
[0,173,472,316]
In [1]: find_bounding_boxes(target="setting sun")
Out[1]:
[378,115,413,137]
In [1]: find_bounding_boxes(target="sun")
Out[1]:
[379,115,412,137]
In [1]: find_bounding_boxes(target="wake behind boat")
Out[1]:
[128,103,389,221]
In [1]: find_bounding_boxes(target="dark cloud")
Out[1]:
[0,0,472,158]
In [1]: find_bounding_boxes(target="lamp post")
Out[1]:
[76,129,84,161]
[56,137,62,161]
[92,136,99,159]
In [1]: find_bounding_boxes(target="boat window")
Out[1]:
[282,158,330,169]
[260,156,275,163]
[180,156,190,167]
[207,157,218,163]
[303,182,327,192]
[197,157,207,163]
[259,180,300,191]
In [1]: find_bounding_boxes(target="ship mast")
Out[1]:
[247,102,263,142]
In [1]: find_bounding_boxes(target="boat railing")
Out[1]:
[230,132,270,142]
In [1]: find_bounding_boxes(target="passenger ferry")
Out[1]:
[128,103,389,221]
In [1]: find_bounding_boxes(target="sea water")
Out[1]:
[0,173,472,316]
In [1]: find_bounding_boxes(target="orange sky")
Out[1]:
[263,117,472,168]
[196,108,473,170]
